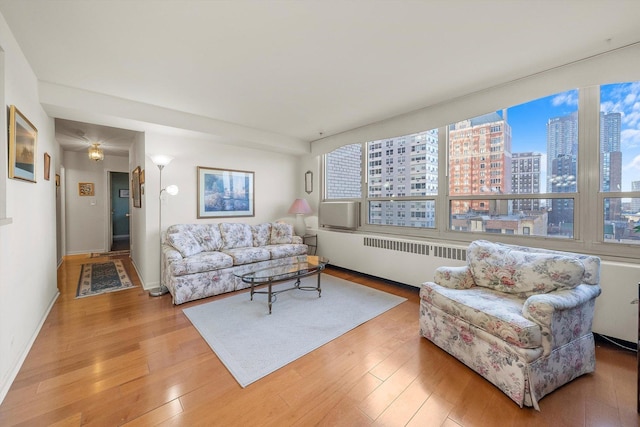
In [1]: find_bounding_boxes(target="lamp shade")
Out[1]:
[165,185,179,196]
[150,154,174,167]
[288,198,312,215]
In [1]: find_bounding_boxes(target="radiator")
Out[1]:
[319,201,360,230]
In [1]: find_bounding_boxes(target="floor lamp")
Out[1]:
[149,154,179,297]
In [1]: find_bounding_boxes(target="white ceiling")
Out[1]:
[1,0,640,155]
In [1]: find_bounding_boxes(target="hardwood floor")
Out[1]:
[0,254,637,426]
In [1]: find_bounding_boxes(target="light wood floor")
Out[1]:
[0,254,637,426]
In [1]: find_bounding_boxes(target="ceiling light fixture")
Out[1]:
[88,143,104,161]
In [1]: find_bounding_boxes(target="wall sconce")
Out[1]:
[305,170,313,194]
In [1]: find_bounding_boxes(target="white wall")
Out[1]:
[139,132,299,289]
[0,13,58,403]
[129,132,147,286]
[63,151,129,254]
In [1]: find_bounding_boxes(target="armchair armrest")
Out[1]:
[434,265,475,289]
[522,284,601,355]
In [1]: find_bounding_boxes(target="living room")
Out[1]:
[0,1,639,424]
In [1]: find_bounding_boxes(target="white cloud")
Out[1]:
[552,91,578,107]
[625,153,640,171]
[622,129,640,149]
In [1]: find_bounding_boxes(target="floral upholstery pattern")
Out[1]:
[222,247,271,265]
[420,240,601,410]
[421,283,541,348]
[162,222,309,304]
[468,240,585,296]
[220,223,254,249]
[168,251,234,276]
[270,222,293,244]
[166,231,203,257]
[252,223,272,247]
[267,243,308,259]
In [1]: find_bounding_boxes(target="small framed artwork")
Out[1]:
[119,189,129,198]
[8,105,38,183]
[44,153,51,181]
[132,166,141,208]
[78,182,94,196]
[197,166,254,218]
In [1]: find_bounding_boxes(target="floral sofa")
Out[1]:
[162,222,308,304]
[419,240,601,410]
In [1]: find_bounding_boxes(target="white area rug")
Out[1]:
[183,274,406,387]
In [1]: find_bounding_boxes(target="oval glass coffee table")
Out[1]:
[235,255,329,314]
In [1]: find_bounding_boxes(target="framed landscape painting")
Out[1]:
[8,105,38,183]
[197,166,254,218]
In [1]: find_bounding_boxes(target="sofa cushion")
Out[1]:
[168,251,234,277]
[222,247,271,265]
[220,223,254,249]
[190,224,223,251]
[421,282,542,349]
[468,240,585,296]
[267,244,308,259]
[270,223,293,244]
[166,231,203,257]
[252,223,272,247]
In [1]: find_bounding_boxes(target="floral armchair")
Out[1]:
[419,240,601,410]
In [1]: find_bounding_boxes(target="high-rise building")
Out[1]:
[325,143,362,199]
[546,112,578,193]
[546,112,578,231]
[367,130,438,227]
[600,112,622,220]
[511,152,542,212]
[632,181,640,213]
[448,112,512,215]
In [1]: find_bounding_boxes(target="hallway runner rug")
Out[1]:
[183,275,406,387]
[76,260,136,298]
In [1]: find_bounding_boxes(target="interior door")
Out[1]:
[110,171,130,251]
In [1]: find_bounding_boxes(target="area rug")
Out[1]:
[76,260,136,298]
[183,275,406,387]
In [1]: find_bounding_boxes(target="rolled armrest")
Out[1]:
[292,235,303,244]
[522,284,601,355]
[433,266,475,289]
[162,244,183,262]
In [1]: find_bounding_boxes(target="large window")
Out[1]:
[448,91,578,239]
[323,81,640,254]
[366,130,438,228]
[325,143,361,199]
[600,82,640,244]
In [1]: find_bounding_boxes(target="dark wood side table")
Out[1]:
[303,234,317,255]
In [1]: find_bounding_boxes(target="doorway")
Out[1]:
[109,171,130,251]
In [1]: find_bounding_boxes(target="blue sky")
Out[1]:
[500,83,640,192]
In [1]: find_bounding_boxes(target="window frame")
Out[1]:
[321,84,640,262]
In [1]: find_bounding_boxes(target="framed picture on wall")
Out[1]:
[132,166,141,208]
[197,166,254,218]
[78,182,94,196]
[8,105,38,183]
[44,153,51,181]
